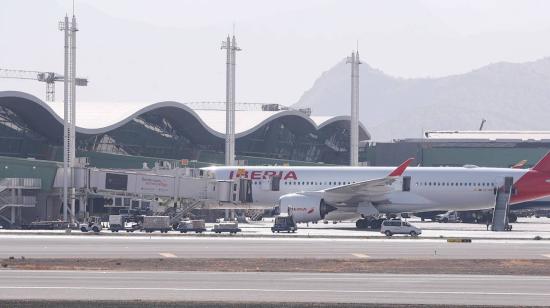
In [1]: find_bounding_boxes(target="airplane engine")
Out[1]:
[278,193,336,223]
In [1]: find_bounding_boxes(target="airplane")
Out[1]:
[203,152,550,229]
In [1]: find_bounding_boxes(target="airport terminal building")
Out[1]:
[0,91,371,226]
[0,91,370,167]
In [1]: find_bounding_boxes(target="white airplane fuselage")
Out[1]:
[203,165,545,220]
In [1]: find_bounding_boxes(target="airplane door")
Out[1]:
[402,176,411,192]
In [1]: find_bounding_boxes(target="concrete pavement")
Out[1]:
[0,270,549,306]
[1,234,550,259]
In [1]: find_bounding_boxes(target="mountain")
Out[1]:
[293,57,550,141]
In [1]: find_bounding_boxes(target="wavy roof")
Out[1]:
[0,91,370,140]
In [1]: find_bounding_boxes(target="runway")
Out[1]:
[0,270,549,306]
[1,235,550,259]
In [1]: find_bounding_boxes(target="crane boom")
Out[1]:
[0,68,88,101]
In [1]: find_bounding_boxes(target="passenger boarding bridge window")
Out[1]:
[105,173,128,191]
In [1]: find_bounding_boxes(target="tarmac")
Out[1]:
[2,217,550,306]
[1,233,550,259]
[2,217,550,240]
[0,270,549,306]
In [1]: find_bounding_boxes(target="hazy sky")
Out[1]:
[2,0,550,105]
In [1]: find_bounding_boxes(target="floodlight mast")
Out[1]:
[346,50,361,166]
[221,35,241,166]
[59,14,78,223]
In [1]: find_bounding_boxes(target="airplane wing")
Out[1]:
[320,158,414,205]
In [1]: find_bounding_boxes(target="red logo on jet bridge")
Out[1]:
[229,170,298,180]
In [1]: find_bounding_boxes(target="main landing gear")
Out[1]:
[356,218,384,230]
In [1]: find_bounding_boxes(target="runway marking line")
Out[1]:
[351,253,370,259]
[1,286,549,297]
[543,254,550,259]
[159,252,177,258]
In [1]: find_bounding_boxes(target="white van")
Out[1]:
[380,219,422,237]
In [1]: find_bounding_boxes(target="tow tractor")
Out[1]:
[80,216,103,233]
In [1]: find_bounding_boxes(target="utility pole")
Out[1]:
[347,50,361,166]
[59,14,78,223]
[221,35,241,166]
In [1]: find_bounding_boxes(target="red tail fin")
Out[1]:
[531,152,550,172]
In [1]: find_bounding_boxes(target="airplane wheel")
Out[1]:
[371,219,383,229]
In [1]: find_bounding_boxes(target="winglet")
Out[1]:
[531,152,550,172]
[388,158,414,177]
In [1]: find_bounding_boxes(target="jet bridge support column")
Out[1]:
[492,177,513,231]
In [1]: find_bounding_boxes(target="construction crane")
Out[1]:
[479,118,486,131]
[0,68,88,102]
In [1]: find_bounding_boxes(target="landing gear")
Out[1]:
[355,218,383,230]
[356,219,369,229]
[370,219,383,229]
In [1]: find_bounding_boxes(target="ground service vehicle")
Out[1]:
[80,217,102,233]
[271,215,298,233]
[21,221,71,230]
[142,216,171,233]
[108,215,125,232]
[436,211,462,223]
[380,219,422,237]
[124,222,141,232]
[212,222,241,234]
[176,220,206,233]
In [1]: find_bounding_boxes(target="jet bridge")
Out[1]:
[52,166,274,219]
